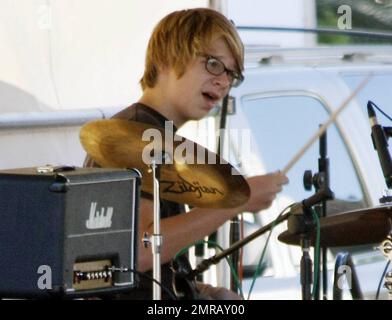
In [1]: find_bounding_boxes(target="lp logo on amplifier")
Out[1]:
[85,202,114,229]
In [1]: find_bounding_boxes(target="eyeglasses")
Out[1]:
[202,55,244,88]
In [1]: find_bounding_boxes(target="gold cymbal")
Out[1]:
[278,205,392,247]
[80,119,250,208]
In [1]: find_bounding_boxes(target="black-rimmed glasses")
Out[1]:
[202,55,244,87]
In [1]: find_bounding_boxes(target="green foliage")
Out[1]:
[316,0,392,44]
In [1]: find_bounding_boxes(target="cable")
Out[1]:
[368,100,392,122]
[375,260,391,300]
[108,267,177,300]
[246,203,297,300]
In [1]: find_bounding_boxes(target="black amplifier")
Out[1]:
[0,166,141,298]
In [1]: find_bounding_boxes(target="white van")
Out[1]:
[180,45,392,300]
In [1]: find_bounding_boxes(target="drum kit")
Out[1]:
[80,118,392,300]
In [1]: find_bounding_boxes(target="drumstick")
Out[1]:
[282,73,372,175]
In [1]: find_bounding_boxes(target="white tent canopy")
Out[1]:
[0,0,207,168]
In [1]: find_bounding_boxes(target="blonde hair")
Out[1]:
[140,8,244,90]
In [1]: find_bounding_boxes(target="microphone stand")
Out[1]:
[378,125,392,204]
[302,128,332,300]
[311,129,330,300]
[286,187,333,300]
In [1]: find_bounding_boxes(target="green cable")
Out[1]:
[246,224,273,300]
[207,241,244,299]
[246,203,296,300]
[311,208,321,300]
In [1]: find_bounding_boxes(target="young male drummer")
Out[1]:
[85,8,288,299]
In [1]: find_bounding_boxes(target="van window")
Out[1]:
[236,94,365,212]
[342,73,392,119]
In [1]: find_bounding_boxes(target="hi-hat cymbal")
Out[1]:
[278,205,392,247]
[80,119,250,209]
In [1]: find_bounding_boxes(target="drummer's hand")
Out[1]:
[241,172,289,213]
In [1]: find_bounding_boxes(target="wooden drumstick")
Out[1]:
[282,73,372,175]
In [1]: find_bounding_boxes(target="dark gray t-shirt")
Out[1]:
[84,103,185,299]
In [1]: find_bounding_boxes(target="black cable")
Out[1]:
[109,267,177,300]
[368,100,392,122]
[375,260,391,300]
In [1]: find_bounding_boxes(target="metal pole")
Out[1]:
[151,160,162,300]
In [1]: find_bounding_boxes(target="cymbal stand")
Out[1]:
[151,160,162,300]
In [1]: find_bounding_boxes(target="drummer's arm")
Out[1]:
[137,172,288,272]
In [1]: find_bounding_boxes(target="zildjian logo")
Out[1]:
[161,175,224,198]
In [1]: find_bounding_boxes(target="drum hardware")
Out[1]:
[302,127,332,300]
[286,186,334,300]
[380,234,392,299]
[151,159,162,300]
[171,254,201,300]
[280,207,392,300]
[283,127,334,300]
[379,189,392,204]
[380,236,392,261]
[385,271,392,300]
